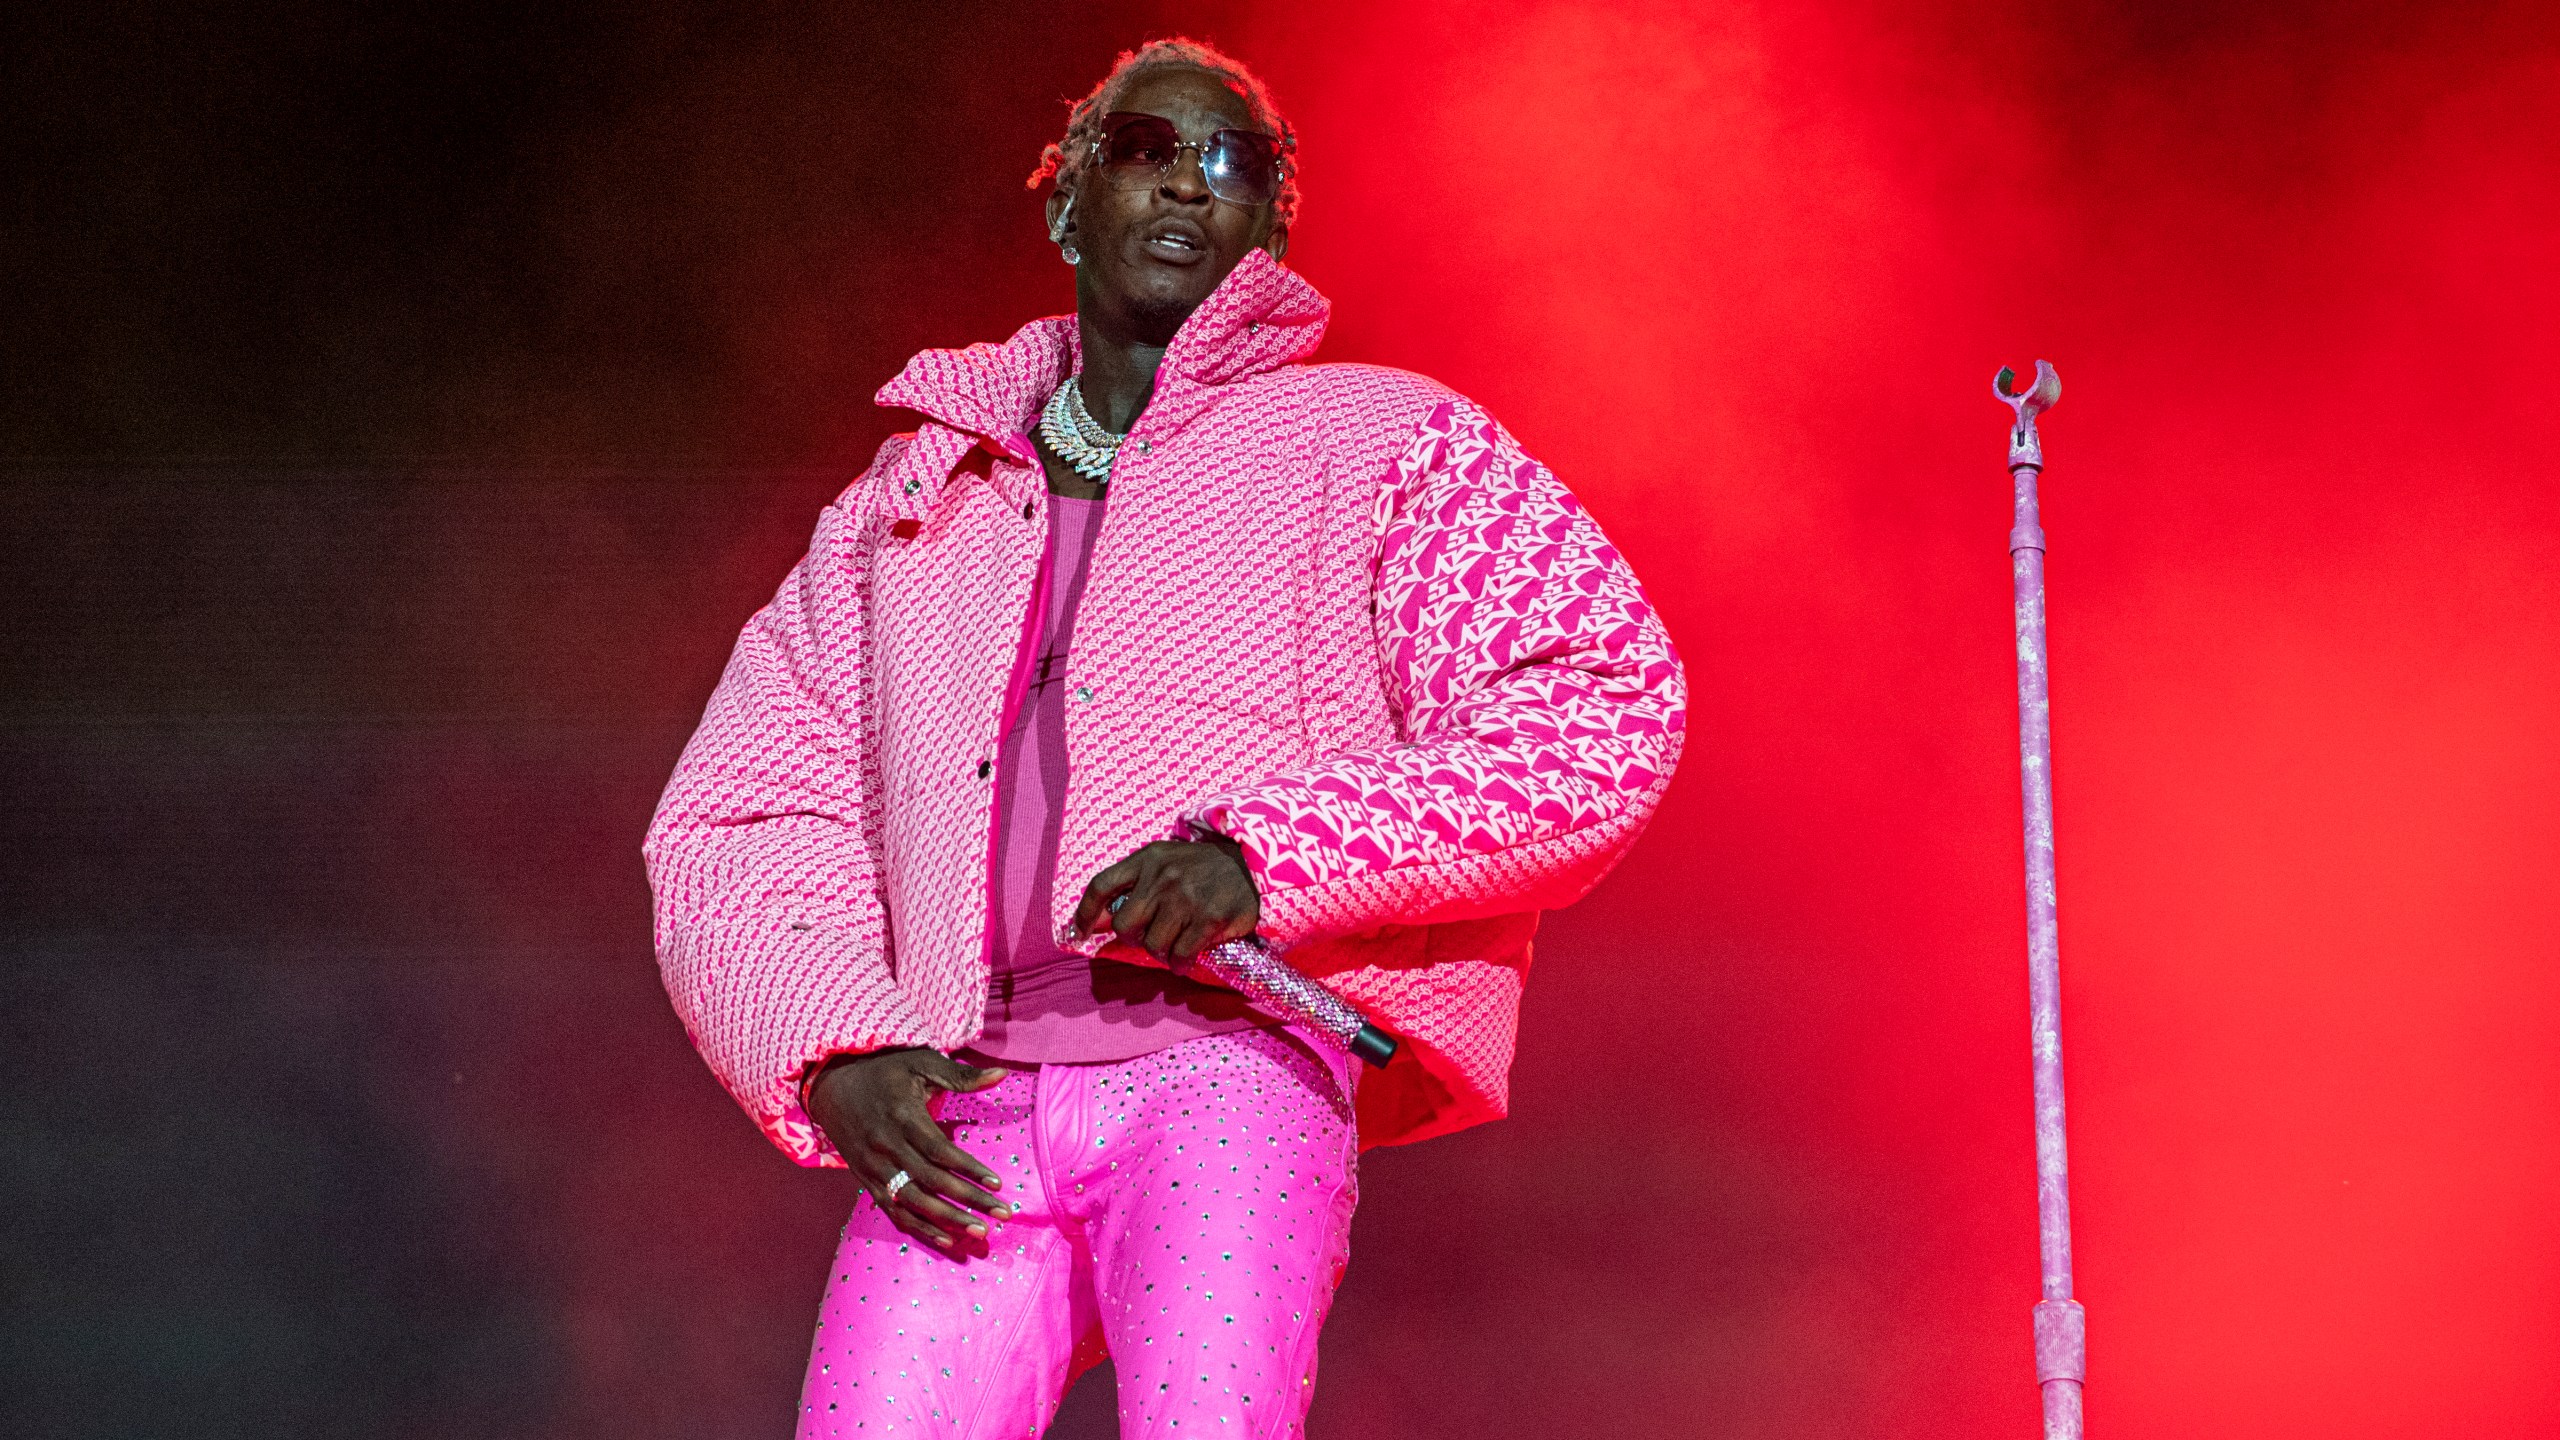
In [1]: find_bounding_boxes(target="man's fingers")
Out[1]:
[880,1098,1004,1215]
[1217,905,1256,947]
[885,1145,995,1238]
[883,1202,955,1250]
[907,1126,1009,1216]
[1141,905,1189,960]
[1075,856,1145,934]
[909,1049,1007,1094]
[1108,885,1161,948]
[872,1173,963,1248]
[1169,916,1220,963]
[850,1156,952,1249]
[1079,842,1260,960]
[896,1108,1004,1203]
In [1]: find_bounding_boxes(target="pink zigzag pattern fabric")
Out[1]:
[645,250,1685,1164]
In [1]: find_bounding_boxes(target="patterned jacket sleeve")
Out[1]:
[1185,398,1686,948]
[643,448,927,1167]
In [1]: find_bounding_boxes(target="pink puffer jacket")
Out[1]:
[645,251,1684,1160]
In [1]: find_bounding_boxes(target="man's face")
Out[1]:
[1050,68,1289,348]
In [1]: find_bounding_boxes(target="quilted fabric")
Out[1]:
[645,250,1686,1163]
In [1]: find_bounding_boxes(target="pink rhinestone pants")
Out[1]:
[797,1027,1360,1438]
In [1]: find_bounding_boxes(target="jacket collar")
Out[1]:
[874,249,1330,459]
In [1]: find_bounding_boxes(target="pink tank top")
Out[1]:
[966,493,1272,1064]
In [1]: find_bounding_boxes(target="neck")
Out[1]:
[1074,312,1169,435]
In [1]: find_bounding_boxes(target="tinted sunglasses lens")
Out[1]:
[1202,131,1279,205]
[1100,115,1181,185]
[1097,113,1281,204]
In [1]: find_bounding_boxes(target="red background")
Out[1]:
[4,2,2554,1436]
[1194,5,2560,1432]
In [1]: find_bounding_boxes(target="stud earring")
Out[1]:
[1061,243,1080,264]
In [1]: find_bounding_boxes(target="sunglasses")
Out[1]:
[1091,111,1288,208]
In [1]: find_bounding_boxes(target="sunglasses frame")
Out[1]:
[1088,111,1292,208]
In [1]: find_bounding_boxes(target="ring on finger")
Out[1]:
[884,1169,912,1204]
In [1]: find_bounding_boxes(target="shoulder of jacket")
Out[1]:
[813,433,903,513]
[1278,361,1463,414]
[862,431,917,480]
[841,423,982,503]
[1243,364,1487,470]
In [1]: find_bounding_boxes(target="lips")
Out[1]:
[1139,219,1208,265]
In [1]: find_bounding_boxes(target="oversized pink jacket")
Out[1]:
[645,251,1685,1161]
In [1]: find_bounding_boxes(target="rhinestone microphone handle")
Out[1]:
[1185,938,1400,1068]
[1106,897,1400,1068]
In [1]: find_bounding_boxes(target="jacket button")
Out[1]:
[977,761,992,779]
[1074,685,1094,702]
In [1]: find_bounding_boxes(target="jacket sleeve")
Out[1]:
[643,449,929,1167]
[1184,398,1686,947]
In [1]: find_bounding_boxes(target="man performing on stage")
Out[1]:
[645,37,1685,1439]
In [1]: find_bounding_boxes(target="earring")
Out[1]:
[1051,195,1077,265]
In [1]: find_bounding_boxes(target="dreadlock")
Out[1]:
[1026,37,1301,230]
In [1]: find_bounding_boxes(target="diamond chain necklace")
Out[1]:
[1037,377,1122,485]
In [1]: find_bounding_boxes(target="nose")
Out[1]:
[1157,144,1213,203]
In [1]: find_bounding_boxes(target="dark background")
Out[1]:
[6,2,2557,1437]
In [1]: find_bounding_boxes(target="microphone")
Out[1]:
[1108,897,1401,1068]
[1183,937,1401,1069]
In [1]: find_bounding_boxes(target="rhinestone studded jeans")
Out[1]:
[798,1027,1360,1438]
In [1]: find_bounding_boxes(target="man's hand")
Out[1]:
[1074,835,1260,962]
[807,1048,1010,1250]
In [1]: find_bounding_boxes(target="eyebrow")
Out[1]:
[1118,109,1263,137]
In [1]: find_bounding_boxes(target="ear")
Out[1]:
[1045,187,1076,243]
[1263,224,1290,263]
